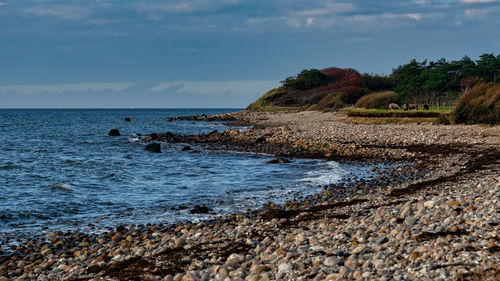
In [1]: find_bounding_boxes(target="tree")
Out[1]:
[476,53,500,82]
[281,69,327,90]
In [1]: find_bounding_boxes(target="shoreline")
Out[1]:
[1,111,499,280]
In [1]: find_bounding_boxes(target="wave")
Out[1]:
[48,182,73,191]
[297,161,347,186]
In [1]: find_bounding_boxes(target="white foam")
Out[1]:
[49,182,72,191]
[297,161,347,186]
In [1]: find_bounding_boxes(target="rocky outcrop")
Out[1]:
[145,143,161,153]
[108,129,120,136]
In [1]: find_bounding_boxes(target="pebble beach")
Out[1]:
[1,111,499,281]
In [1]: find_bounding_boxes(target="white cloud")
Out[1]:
[460,0,498,3]
[0,82,134,95]
[151,80,279,96]
[137,0,240,14]
[295,2,355,16]
[464,7,493,17]
[23,5,91,20]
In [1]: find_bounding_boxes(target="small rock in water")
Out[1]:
[145,143,161,153]
[124,117,131,122]
[190,204,211,214]
[108,129,120,136]
[181,146,192,151]
[266,158,291,164]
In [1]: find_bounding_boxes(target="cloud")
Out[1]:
[23,5,91,20]
[460,0,498,3]
[0,80,279,108]
[0,82,134,95]
[295,2,355,16]
[151,80,279,97]
[136,0,240,14]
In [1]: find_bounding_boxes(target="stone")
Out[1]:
[423,200,435,208]
[108,129,120,136]
[278,263,291,273]
[181,146,192,151]
[145,143,161,153]
[266,158,291,164]
[190,205,211,214]
[323,257,340,267]
[124,118,131,122]
[352,245,367,254]
[250,265,270,274]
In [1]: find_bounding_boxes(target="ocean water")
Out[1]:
[0,109,378,236]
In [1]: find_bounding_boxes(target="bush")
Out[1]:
[453,83,500,124]
[354,91,399,109]
[281,69,327,90]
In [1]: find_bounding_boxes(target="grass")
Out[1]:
[344,108,452,118]
[250,106,300,112]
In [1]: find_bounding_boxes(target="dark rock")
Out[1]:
[266,158,292,164]
[148,133,159,140]
[256,136,266,143]
[145,143,161,153]
[181,146,192,151]
[190,204,211,214]
[124,118,131,122]
[166,117,174,121]
[108,129,120,136]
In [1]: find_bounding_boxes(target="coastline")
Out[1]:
[1,111,499,280]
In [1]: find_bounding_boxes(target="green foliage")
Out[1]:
[362,74,394,91]
[391,54,500,104]
[281,69,327,90]
[453,83,500,125]
[354,91,399,109]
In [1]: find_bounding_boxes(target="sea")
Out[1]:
[0,109,380,238]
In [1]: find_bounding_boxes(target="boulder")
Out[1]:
[124,118,131,122]
[145,143,161,153]
[190,204,211,214]
[181,146,192,151]
[108,129,120,136]
[266,158,292,164]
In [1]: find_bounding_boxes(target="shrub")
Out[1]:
[354,91,399,109]
[281,69,327,90]
[453,83,500,124]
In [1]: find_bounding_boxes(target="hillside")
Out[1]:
[247,54,500,112]
[247,67,366,111]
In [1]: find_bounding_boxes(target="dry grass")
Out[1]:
[454,83,500,125]
[354,91,399,109]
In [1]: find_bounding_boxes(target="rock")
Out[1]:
[404,216,417,227]
[323,257,340,267]
[278,263,291,273]
[250,265,270,274]
[108,129,120,136]
[352,245,367,254]
[190,205,211,214]
[181,146,192,151]
[166,117,174,121]
[266,158,291,164]
[124,118,131,122]
[423,200,435,208]
[255,136,266,143]
[145,143,161,153]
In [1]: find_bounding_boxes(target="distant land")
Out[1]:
[247,54,500,115]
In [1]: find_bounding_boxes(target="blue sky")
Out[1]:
[1,0,499,108]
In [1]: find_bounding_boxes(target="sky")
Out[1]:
[1,0,499,108]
